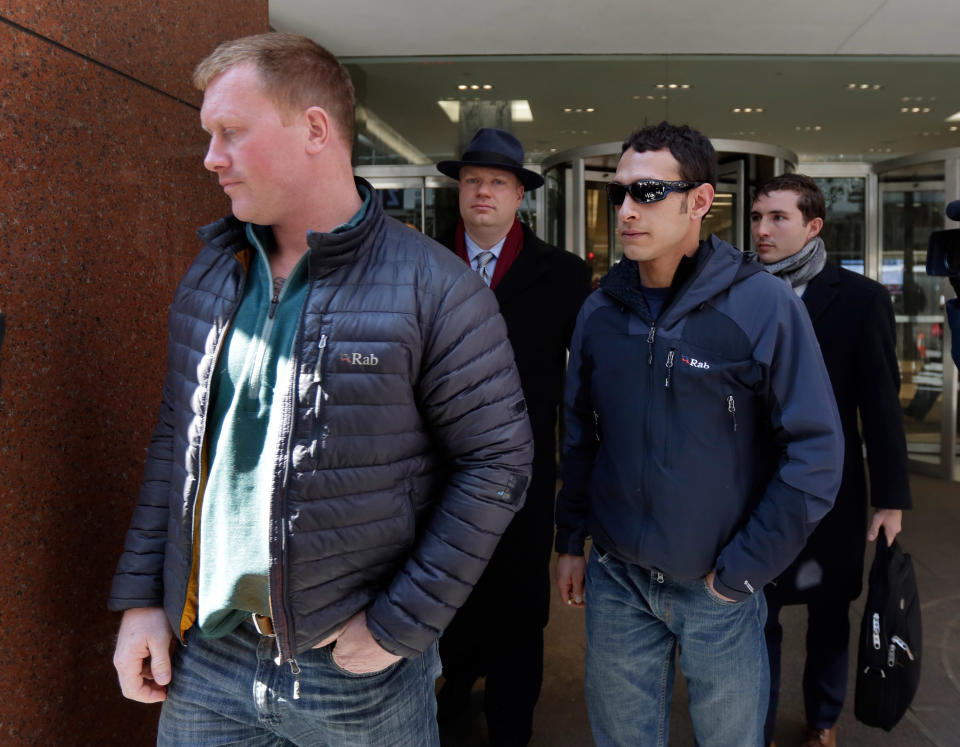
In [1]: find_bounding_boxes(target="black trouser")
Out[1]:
[440,623,545,747]
[764,594,850,744]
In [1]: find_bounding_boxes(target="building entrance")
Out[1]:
[354,145,960,482]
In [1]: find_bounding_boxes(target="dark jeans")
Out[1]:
[763,595,850,744]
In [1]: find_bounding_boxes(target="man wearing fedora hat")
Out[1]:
[435,128,591,746]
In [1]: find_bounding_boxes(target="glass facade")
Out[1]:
[356,147,960,481]
[879,164,952,469]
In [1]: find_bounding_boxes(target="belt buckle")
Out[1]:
[252,613,275,637]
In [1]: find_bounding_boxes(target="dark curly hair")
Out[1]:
[621,121,717,188]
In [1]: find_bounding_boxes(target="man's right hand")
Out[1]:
[556,553,586,608]
[113,607,174,703]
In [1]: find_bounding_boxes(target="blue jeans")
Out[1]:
[158,622,441,746]
[585,549,769,747]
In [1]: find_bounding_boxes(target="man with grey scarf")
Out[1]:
[751,174,911,747]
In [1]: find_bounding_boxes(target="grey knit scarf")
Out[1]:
[763,236,827,288]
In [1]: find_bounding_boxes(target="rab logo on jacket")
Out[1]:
[340,352,379,367]
[681,355,710,370]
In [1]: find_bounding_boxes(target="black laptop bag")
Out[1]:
[853,528,922,731]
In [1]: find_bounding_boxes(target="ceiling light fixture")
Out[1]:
[511,100,533,122]
[847,83,882,90]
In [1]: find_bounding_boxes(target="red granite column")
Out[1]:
[0,4,267,743]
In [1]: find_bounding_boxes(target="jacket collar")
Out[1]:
[599,235,762,326]
[196,177,385,276]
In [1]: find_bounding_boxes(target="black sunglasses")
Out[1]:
[606,179,702,206]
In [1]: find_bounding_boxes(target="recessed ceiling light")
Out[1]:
[457,84,468,91]
[946,111,960,122]
[848,83,882,90]
[511,100,533,122]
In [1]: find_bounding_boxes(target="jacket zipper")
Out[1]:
[641,324,656,522]
[247,257,291,405]
[265,270,325,702]
[269,312,306,700]
[310,333,329,459]
[726,394,737,432]
[270,275,340,701]
[664,348,675,389]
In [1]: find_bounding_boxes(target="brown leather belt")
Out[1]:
[252,613,275,637]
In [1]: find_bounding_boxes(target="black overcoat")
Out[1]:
[444,224,591,631]
[768,260,911,605]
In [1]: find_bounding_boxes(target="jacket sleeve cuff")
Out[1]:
[712,573,751,603]
[554,527,586,556]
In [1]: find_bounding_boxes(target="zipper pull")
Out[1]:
[268,291,280,319]
[315,334,328,386]
[872,612,881,650]
[891,635,915,661]
[289,659,302,700]
[665,349,675,388]
[726,395,737,432]
[646,326,656,366]
[887,643,896,667]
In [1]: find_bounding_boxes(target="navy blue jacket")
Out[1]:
[109,182,534,663]
[555,236,843,601]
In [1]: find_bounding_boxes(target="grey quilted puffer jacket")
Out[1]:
[108,181,533,666]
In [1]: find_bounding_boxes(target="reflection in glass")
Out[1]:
[880,165,945,466]
[813,177,866,272]
[378,187,424,232]
[703,189,735,246]
[585,182,611,287]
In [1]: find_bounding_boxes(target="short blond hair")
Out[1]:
[193,32,355,146]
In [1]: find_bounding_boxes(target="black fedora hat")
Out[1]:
[437,128,544,191]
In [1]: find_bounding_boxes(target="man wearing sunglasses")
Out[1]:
[555,122,843,747]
